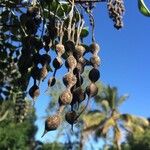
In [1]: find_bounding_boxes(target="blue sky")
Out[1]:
[33,0,150,144]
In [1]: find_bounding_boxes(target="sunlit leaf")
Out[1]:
[138,0,150,16]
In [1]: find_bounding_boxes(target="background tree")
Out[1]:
[82,85,149,150]
[0,99,37,150]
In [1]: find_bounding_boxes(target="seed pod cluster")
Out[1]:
[86,43,100,98]
[14,95,29,123]
[21,2,105,136]
[107,0,125,29]
[59,42,77,106]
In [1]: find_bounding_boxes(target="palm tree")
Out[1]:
[82,85,149,150]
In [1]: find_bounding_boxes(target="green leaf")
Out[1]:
[80,27,89,38]
[138,0,150,17]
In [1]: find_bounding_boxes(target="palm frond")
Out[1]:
[100,117,116,135]
[101,100,110,113]
[120,114,149,135]
[121,114,149,127]
[82,110,105,132]
[116,94,129,107]
[131,116,149,127]
[104,85,118,110]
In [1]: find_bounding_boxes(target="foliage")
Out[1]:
[0,100,37,150]
[126,127,150,150]
[42,142,68,150]
[108,124,150,150]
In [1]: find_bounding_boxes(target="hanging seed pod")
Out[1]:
[32,53,41,65]
[75,45,86,57]
[90,55,100,67]
[63,73,77,87]
[75,75,84,87]
[65,111,78,125]
[74,63,84,74]
[48,77,56,87]
[59,89,73,105]
[41,54,51,66]
[53,57,63,69]
[73,87,86,103]
[90,42,100,54]
[41,114,61,137]
[65,55,77,70]
[64,40,75,53]
[56,44,65,55]
[29,85,40,99]
[31,67,41,80]
[78,57,87,65]
[86,82,98,97]
[89,68,100,82]
[40,66,48,81]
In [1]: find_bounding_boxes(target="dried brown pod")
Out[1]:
[90,55,100,67]
[48,77,56,87]
[86,82,98,97]
[41,114,61,137]
[63,73,77,87]
[74,63,84,74]
[89,68,100,82]
[65,111,78,125]
[31,66,41,80]
[56,44,65,55]
[32,53,41,65]
[53,57,63,69]
[64,40,75,53]
[75,75,84,87]
[73,87,86,104]
[75,45,86,57]
[41,54,51,66]
[59,89,73,105]
[40,66,48,81]
[29,85,40,99]
[90,42,100,54]
[65,55,77,70]
[78,57,87,65]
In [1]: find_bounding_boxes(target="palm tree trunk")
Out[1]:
[79,132,84,150]
[116,141,121,150]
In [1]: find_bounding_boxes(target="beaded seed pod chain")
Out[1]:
[24,0,125,137]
